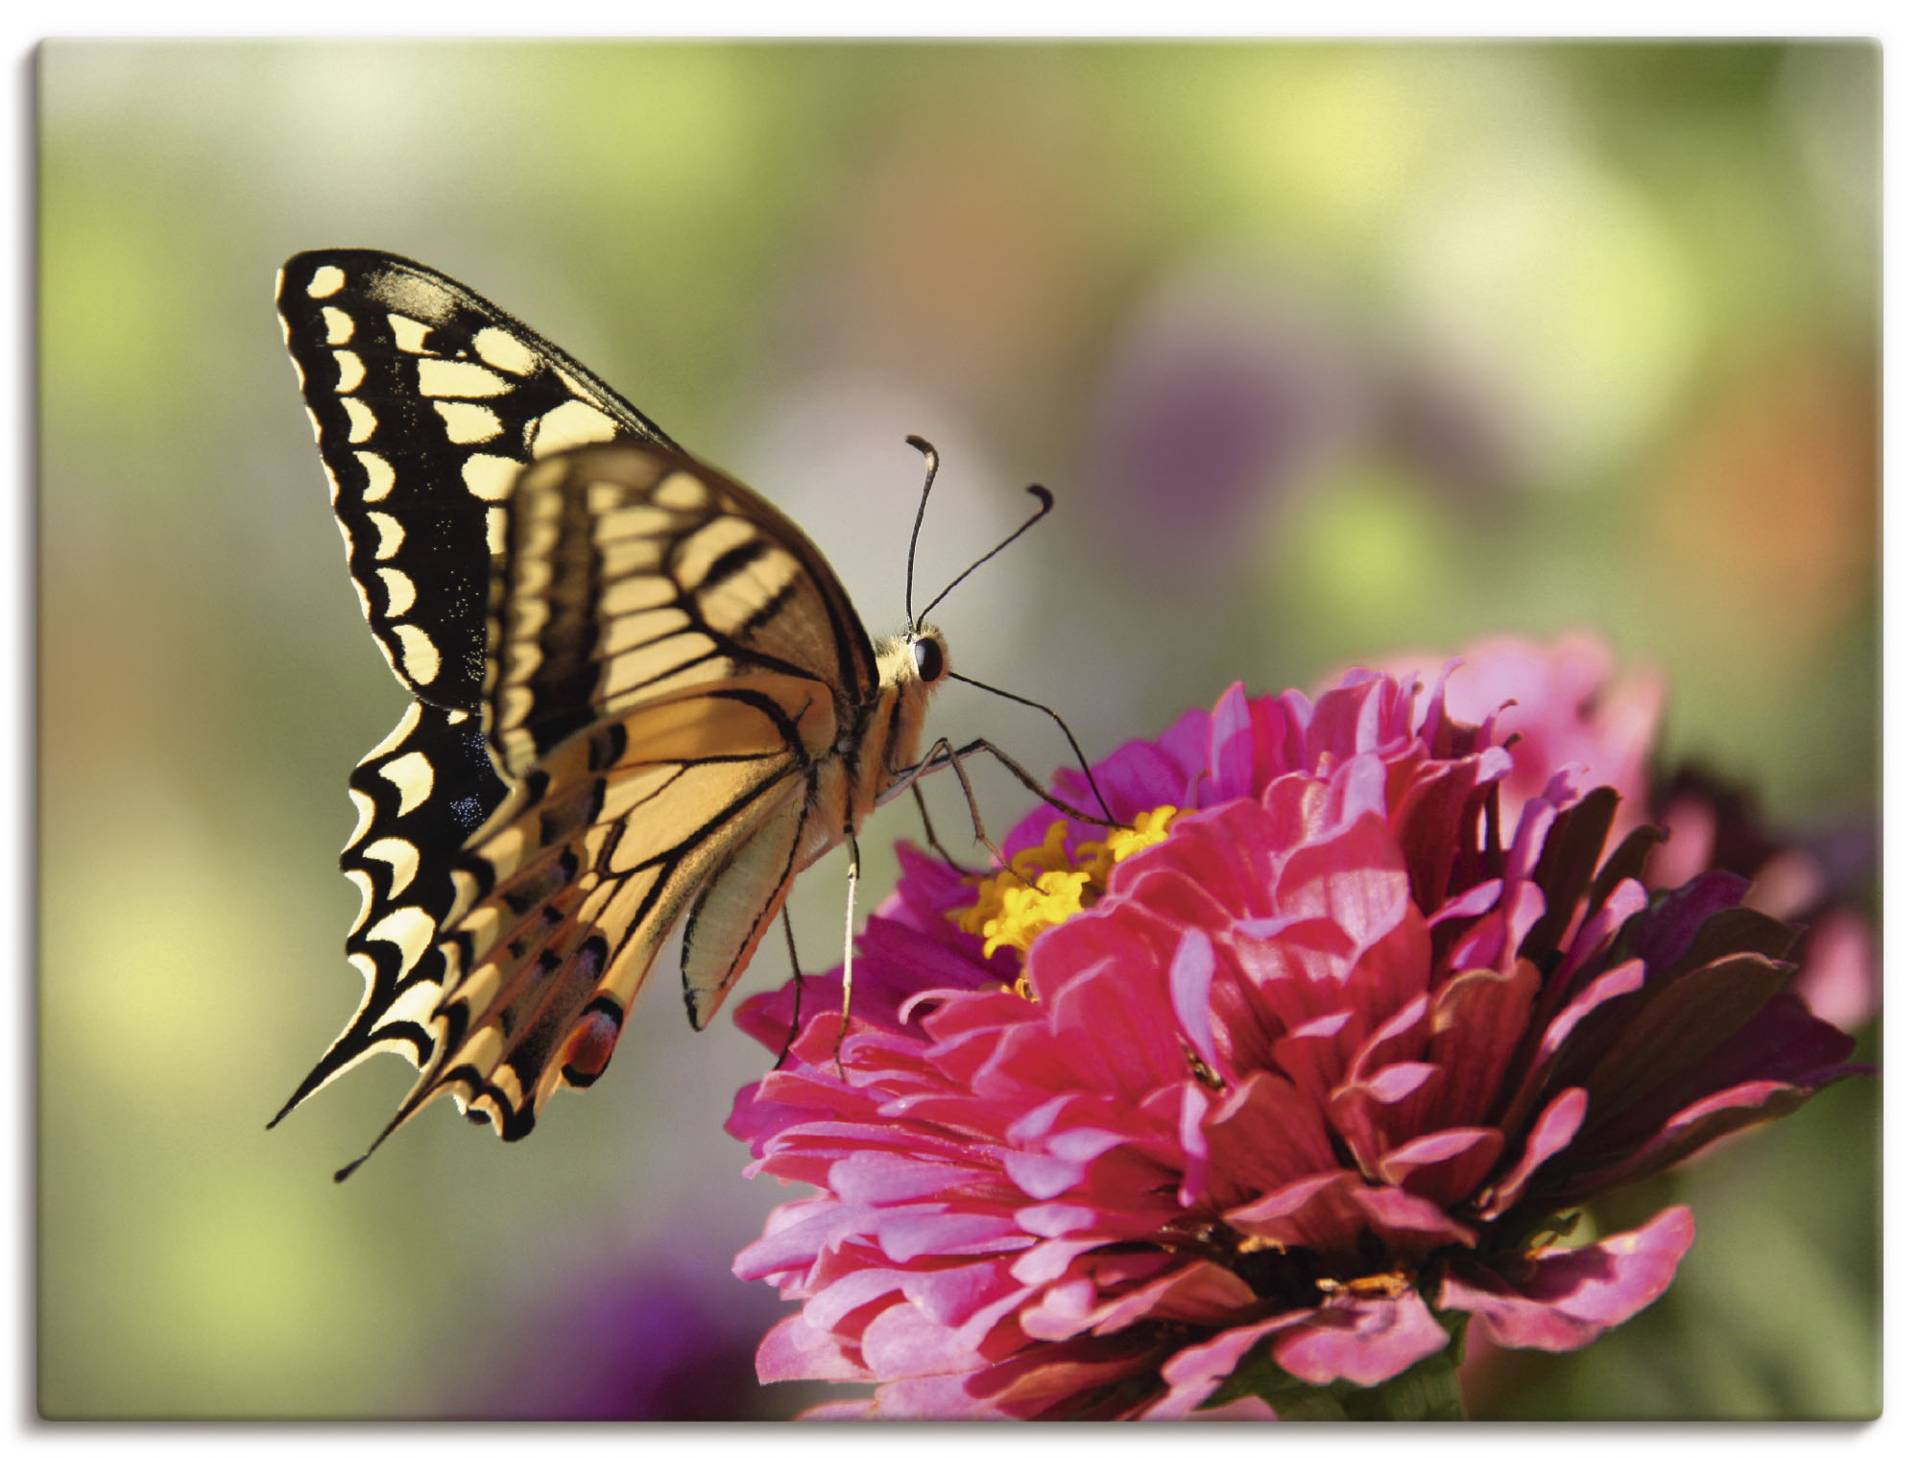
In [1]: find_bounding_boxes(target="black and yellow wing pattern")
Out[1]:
[272,251,878,1175]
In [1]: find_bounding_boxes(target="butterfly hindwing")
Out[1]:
[270,700,508,1125]
[680,779,812,1030]
[328,446,881,1167]
[339,678,831,1171]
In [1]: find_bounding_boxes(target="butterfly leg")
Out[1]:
[910,779,965,872]
[774,904,805,1071]
[835,829,862,1079]
[941,738,1125,830]
[885,735,1124,874]
[890,736,1028,881]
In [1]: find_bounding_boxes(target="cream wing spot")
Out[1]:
[367,512,405,560]
[673,515,762,589]
[486,507,508,555]
[462,454,519,502]
[332,351,366,393]
[450,1026,506,1081]
[376,567,415,615]
[345,868,376,936]
[364,837,422,897]
[654,472,709,510]
[603,632,711,697]
[598,536,666,580]
[304,406,324,444]
[344,398,377,443]
[601,574,678,615]
[472,327,538,376]
[380,750,435,815]
[366,907,436,970]
[448,867,482,924]
[394,623,442,684]
[528,399,619,454]
[700,561,800,634]
[488,1064,524,1110]
[418,359,513,399]
[388,314,432,353]
[355,451,395,502]
[370,972,444,1039]
[322,307,355,344]
[603,605,692,655]
[594,504,680,543]
[306,265,346,298]
[433,401,504,444]
[344,786,377,852]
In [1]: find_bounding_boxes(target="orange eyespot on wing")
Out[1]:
[560,1002,624,1088]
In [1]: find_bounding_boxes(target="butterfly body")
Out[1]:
[272,249,952,1174]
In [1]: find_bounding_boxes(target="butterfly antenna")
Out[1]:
[903,435,940,624]
[914,484,1054,631]
[949,671,1116,823]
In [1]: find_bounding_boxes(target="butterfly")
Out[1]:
[270,250,1103,1179]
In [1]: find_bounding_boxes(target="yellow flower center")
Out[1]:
[950,807,1185,979]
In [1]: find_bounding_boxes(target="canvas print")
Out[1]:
[37,39,1879,1420]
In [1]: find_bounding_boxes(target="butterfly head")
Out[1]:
[909,627,949,686]
[875,625,951,699]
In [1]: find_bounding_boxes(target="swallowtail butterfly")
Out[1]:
[271,250,1075,1179]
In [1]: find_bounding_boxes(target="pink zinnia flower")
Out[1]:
[1375,634,1878,1029]
[728,670,1861,1419]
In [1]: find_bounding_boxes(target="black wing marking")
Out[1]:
[485,442,880,779]
[333,687,825,1178]
[270,701,508,1125]
[275,250,683,1133]
[275,248,679,709]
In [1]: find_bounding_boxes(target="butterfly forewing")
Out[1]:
[275,249,678,707]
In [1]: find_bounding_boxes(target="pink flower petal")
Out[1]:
[1271,1289,1450,1386]
[757,1313,870,1383]
[1439,1206,1694,1351]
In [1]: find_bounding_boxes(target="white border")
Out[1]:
[6,6,1905,1452]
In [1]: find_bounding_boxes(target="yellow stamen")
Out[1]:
[952,807,1185,977]
[1316,1270,1411,1300]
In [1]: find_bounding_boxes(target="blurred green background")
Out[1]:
[38,40,1878,1419]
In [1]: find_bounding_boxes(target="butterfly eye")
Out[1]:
[912,635,947,684]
